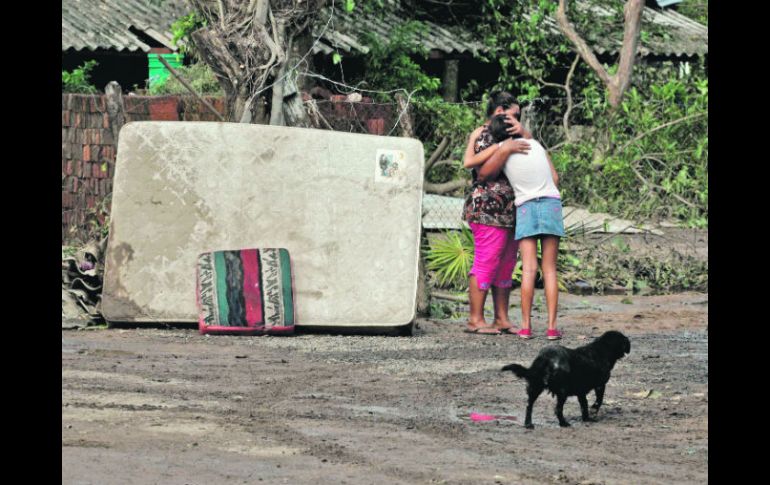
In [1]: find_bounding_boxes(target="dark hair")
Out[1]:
[486,91,519,118]
[489,114,513,143]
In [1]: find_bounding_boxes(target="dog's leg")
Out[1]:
[578,394,596,422]
[591,385,606,413]
[555,393,570,427]
[525,384,543,429]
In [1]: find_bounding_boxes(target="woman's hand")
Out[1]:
[500,138,531,155]
[504,112,533,139]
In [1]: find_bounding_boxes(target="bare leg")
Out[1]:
[492,286,514,330]
[518,238,539,331]
[541,236,560,330]
[467,276,498,333]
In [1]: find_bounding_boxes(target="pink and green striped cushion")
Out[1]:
[196,248,295,335]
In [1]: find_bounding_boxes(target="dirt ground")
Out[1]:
[62,291,707,485]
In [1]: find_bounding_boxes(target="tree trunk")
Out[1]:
[442,59,459,102]
[188,0,324,125]
[395,93,415,137]
[104,81,125,147]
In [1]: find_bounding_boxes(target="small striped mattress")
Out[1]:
[196,248,295,335]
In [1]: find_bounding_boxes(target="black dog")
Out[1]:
[501,331,631,428]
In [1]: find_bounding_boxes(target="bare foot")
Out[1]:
[465,322,501,334]
[492,319,518,334]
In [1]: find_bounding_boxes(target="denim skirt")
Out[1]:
[514,197,566,240]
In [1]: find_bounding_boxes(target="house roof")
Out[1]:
[310,0,485,57]
[62,0,189,52]
[62,0,706,58]
[313,1,706,59]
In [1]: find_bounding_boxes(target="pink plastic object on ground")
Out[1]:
[470,412,518,422]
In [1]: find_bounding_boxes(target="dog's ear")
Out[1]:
[624,337,631,355]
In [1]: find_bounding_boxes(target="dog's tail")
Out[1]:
[501,363,530,379]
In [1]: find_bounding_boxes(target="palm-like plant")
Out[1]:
[425,225,475,289]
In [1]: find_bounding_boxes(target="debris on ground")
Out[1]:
[62,238,107,329]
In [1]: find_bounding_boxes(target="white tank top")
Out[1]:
[502,139,561,206]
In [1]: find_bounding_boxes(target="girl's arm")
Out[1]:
[477,138,532,181]
[463,127,501,169]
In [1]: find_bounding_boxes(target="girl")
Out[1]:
[479,114,564,340]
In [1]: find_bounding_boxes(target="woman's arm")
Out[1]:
[463,126,500,169]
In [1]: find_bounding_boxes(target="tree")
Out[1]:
[187,0,325,125]
[556,0,644,110]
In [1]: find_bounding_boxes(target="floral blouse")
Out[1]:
[462,126,516,228]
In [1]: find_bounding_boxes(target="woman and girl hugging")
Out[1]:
[461,91,565,339]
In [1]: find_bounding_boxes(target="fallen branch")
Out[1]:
[157,55,225,121]
[425,137,450,174]
[617,113,707,154]
[430,160,459,171]
[424,179,470,195]
[563,53,580,142]
[630,158,699,209]
[431,291,468,303]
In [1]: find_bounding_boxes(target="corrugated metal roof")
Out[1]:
[314,1,706,58]
[62,0,190,52]
[62,0,706,58]
[311,0,486,56]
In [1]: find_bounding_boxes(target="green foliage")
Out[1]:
[426,223,587,291]
[566,244,708,294]
[429,299,459,319]
[62,60,99,94]
[425,226,475,289]
[348,0,708,227]
[359,20,441,96]
[148,62,223,95]
[676,0,708,24]
[354,19,482,187]
[171,12,207,56]
[552,76,708,226]
[472,0,601,102]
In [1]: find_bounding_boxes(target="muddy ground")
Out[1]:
[62,291,707,485]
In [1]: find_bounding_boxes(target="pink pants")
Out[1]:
[469,223,519,290]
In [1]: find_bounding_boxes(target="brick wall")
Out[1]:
[62,93,227,244]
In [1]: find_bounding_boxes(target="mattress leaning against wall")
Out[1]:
[101,121,425,329]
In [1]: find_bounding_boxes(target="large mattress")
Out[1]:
[102,121,424,327]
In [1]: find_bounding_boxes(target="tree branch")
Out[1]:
[424,179,470,195]
[613,0,645,106]
[157,55,225,121]
[617,112,707,154]
[556,0,612,88]
[425,137,450,174]
[430,160,458,171]
[563,53,580,142]
[630,158,699,208]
